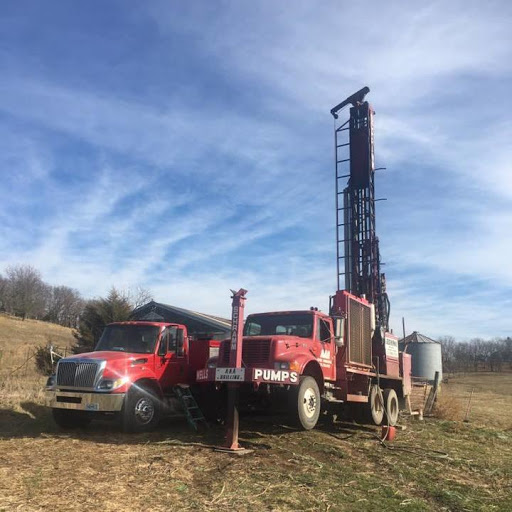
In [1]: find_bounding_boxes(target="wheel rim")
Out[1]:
[390,397,398,420]
[134,397,155,424]
[302,387,318,419]
[373,390,383,412]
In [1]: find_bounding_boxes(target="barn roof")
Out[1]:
[131,301,231,339]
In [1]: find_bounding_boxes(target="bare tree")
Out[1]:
[45,285,85,327]
[0,274,7,311]
[127,286,154,310]
[439,335,456,374]
[5,265,47,319]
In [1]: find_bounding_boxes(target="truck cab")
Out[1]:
[198,309,341,428]
[46,321,219,431]
[202,310,335,384]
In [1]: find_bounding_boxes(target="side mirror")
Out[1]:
[176,329,185,357]
[157,334,167,357]
[333,317,345,347]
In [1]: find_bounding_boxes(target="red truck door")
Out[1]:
[154,326,187,390]
[316,317,336,381]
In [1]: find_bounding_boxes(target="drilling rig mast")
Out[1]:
[331,86,390,336]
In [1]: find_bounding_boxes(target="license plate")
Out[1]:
[215,368,245,382]
[85,403,99,411]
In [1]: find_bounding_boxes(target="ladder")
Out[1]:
[334,115,351,292]
[173,385,208,431]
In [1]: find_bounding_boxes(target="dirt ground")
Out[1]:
[1,373,511,512]
[0,317,510,511]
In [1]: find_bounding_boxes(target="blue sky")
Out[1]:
[1,1,511,339]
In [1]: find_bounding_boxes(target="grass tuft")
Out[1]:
[433,392,464,421]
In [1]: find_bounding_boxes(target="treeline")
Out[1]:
[0,265,84,327]
[0,264,152,332]
[440,336,512,373]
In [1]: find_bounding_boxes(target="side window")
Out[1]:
[168,327,177,352]
[319,320,331,343]
[245,322,261,335]
[159,327,177,354]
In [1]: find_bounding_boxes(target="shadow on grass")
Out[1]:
[0,402,378,453]
[0,401,226,447]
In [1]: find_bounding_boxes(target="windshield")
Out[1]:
[96,325,160,354]
[244,314,313,338]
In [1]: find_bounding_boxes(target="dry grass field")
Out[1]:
[1,315,511,511]
[0,314,76,411]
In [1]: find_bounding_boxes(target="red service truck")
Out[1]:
[45,321,219,431]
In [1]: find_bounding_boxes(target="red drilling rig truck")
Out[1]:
[197,87,412,430]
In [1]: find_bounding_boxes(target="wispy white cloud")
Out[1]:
[0,1,510,341]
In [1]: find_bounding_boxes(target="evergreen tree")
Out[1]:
[73,288,132,353]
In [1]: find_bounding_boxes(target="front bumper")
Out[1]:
[45,390,125,412]
[196,367,299,385]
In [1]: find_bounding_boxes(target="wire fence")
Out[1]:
[0,344,71,378]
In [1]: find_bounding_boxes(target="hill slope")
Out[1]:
[0,313,75,370]
[0,314,75,409]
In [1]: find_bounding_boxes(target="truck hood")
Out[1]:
[62,351,149,363]
[243,335,311,345]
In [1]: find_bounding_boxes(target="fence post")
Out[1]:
[424,371,440,415]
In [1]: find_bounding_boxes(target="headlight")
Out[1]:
[289,361,301,373]
[275,362,290,370]
[46,375,56,388]
[96,377,129,391]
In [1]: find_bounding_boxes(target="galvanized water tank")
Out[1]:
[399,331,442,382]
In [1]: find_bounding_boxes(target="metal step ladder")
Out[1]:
[173,385,208,431]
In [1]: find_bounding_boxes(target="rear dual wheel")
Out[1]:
[349,385,384,425]
[366,384,384,426]
[383,388,399,426]
[358,386,399,426]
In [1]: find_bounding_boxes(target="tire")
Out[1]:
[52,408,92,429]
[383,388,399,426]
[364,384,384,426]
[122,385,161,433]
[288,376,321,430]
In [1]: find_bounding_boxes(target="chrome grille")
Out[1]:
[57,361,99,388]
[221,339,271,366]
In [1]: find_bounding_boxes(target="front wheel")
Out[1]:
[122,386,161,433]
[289,376,321,430]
